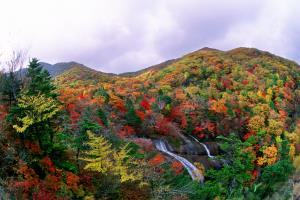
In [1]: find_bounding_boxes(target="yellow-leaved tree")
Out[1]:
[12,93,60,133]
[81,131,142,183]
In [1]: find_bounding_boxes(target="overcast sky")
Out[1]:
[0,0,299,73]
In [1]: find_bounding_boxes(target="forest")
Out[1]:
[0,47,299,199]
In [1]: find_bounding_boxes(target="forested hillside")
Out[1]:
[0,47,299,199]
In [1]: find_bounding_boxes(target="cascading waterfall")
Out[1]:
[190,136,214,158]
[154,140,204,183]
[191,136,227,168]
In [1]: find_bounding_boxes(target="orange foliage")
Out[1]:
[149,153,166,166]
[14,165,39,192]
[209,99,227,114]
[66,172,80,191]
[171,161,184,175]
[135,110,145,121]
[118,125,136,138]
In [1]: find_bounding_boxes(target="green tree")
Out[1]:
[10,94,60,153]
[74,107,102,169]
[125,99,141,128]
[25,58,56,98]
[8,58,59,154]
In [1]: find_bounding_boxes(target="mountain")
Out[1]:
[39,62,76,76]
[53,47,300,199]
[119,58,179,77]
[3,47,298,199]
[54,63,118,87]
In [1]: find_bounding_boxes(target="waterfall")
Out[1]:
[155,140,204,183]
[190,136,214,158]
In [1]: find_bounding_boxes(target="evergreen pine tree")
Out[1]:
[8,58,59,153]
[26,58,56,97]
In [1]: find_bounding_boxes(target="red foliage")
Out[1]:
[66,172,80,191]
[70,111,81,125]
[44,174,61,191]
[135,110,145,121]
[169,106,184,119]
[155,118,171,135]
[140,99,151,110]
[242,79,249,85]
[40,156,56,173]
[296,144,300,153]
[171,161,184,175]
[32,186,58,200]
[149,153,166,166]
[149,97,156,103]
[95,117,104,126]
[222,79,232,89]
[24,140,41,154]
[79,174,94,191]
[118,125,136,138]
[243,131,256,141]
[197,133,206,139]
[77,93,86,100]
[14,165,39,193]
[194,126,205,133]
[181,115,187,128]
[206,122,216,132]
[132,138,154,151]
[67,103,76,111]
[251,169,258,180]
[0,105,8,121]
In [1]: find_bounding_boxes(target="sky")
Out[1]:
[0,0,299,73]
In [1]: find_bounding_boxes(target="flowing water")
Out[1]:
[155,140,204,183]
[190,136,214,158]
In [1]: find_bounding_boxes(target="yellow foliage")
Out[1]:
[194,162,205,175]
[252,103,270,117]
[257,90,264,99]
[293,155,300,173]
[81,131,113,174]
[267,119,284,136]
[113,144,141,182]
[285,131,298,144]
[185,86,199,95]
[13,94,60,133]
[267,88,273,96]
[257,145,278,166]
[257,157,266,166]
[81,131,142,183]
[248,115,265,132]
[289,144,296,160]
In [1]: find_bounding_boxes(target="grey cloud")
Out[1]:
[1,0,299,73]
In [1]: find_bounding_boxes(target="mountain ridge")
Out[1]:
[39,47,299,80]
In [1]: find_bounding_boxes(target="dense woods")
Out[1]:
[0,47,299,199]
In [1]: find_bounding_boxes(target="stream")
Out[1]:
[154,140,204,183]
[190,136,214,158]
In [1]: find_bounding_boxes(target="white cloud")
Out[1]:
[0,0,299,73]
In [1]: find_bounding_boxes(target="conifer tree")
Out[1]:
[81,131,142,183]
[8,58,59,153]
[26,58,56,97]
